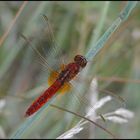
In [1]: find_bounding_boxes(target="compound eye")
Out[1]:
[74,55,87,68]
[74,55,80,62]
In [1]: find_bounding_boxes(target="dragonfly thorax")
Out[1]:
[57,62,80,84]
[57,55,87,84]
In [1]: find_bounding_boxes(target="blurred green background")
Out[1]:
[0,1,140,139]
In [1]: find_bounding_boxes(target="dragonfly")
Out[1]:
[21,15,124,118]
[25,54,87,117]
[22,15,91,117]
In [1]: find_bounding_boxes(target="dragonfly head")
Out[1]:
[74,55,87,68]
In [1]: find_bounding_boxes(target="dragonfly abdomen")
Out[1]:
[25,80,62,117]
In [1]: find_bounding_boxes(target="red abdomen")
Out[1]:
[25,80,62,117]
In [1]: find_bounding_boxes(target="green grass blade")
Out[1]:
[10,94,57,139]
[85,1,138,61]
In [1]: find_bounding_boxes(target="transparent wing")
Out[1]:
[56,67,126,122]
[40,14,65,67]
[67,81,106,122]
[20,15,65,77]
[72,71,126,106]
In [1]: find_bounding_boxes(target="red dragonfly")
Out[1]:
[22,15,88,117]
[25,54,87,117]
[22,15,123,118]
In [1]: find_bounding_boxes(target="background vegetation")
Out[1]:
[0,1,140,139]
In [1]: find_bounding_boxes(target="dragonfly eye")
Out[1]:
[74,55,87,68]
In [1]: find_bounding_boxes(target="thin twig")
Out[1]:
[0,1,28,47]
[98,76,140,84]
[50,104,117,139]
[98,89,126,104]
